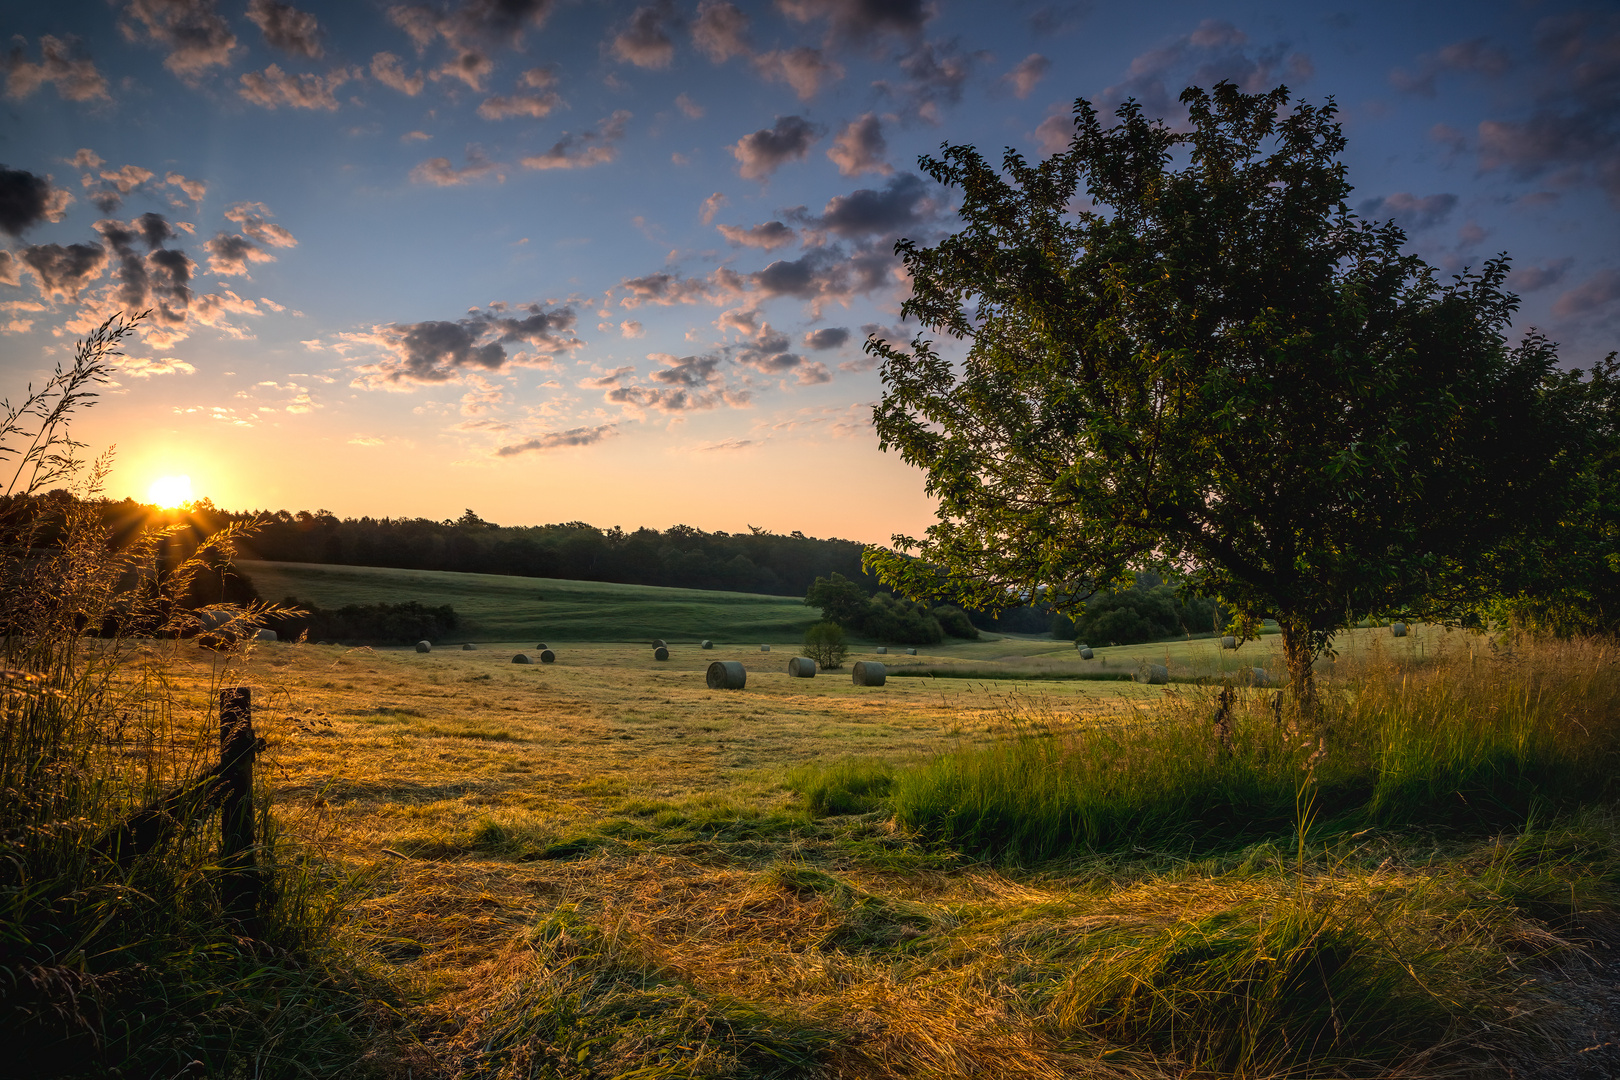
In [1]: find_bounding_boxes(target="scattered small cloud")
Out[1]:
[610,1,680,69]
[1553,268,1620,319]
[1509,257,1575,293]
[827,113,890,177]
[246,0,324,59]
[521,110,631,170]
[239,63,353,110]
[700,191,727,224]
[753,47,843,100]
[717,220,797,250]
[118,0,239,78]
[496,422,618,455]
[693,0,750,62]
[804,326,849,350]
[1389,37,1510,97]
[675,92,703,118]
[732,115,822,180]
[1003,53,1050,99]
[4,35,111,102]
[411,146,504,185]
[371,52,425,96]
[1359,192,1459,233]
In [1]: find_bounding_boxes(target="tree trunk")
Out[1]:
[1279,617,1318,725]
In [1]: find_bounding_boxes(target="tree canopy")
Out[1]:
[864,82,1579,710]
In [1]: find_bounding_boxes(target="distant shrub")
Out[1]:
[803,621,848,669]
[932,604,979,639]
[1073,583,1220,645]
[268,597,458,644]
[864,593,943,644]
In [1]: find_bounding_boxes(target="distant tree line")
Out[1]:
[264,599,458,645]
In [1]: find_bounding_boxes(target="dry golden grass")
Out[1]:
[126,631,1620,1079]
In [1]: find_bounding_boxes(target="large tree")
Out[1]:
[864,83,1575,714]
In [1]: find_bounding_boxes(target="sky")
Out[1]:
[2,0,1617,544]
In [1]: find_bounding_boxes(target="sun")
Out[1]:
[147,475,194,508]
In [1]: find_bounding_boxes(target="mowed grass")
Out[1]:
[133,624,1620,1078]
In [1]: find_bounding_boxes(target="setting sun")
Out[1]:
[147,475,194,508]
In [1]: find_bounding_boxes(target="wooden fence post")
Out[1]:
[219,687,262,931]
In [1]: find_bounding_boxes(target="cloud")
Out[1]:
[204,232,276,275]
[875,39,982,124]
[827,113,890,177]
[411,148,504,185]
[1389,37,1510,97]
[717,220,797,250]
[479,69,563,118]
[1003,52,1050,99]
[349,435,384,446]
[17,242,108,300]
[95,213,195,328]
[804,327,849,350]
[164,172,206,203]
[797,172,944,239]
[191,288,263,330]
[348,301,583,385]
[434,50,494,91]
[1028,4,1088,36]
[700,192,727,224]
[601,351,751,414]
[68,149,103,170]
[795,361,832,384]
[753,47,843,101]
[1034,106,1073,155]
[1359,192,1459,233]
[675,92,703,118]
[238,64,352,110]
[83,164,153,213]
[1097,19,1313,120]
[118,0,238,78]
[732,115,822,180]
[693,0,750,62]
[1553,268,1620,319]
[618,268,740,308]
[620,319,644,337]
[1508,257,1575,293]
[4,35,111,102]
[246,0,323,59]
[0,167,74,237]
[496,423,618,455]
[1429,123,1468,156]
[111,353,196,377]
[610,1,679,69]
[777,0,930,47]
[371,52,425,96]
[388,0,556,52]
[0,252,16,287]
[521,111,631,170]
[746,247,895,316]
[223,202,297,247]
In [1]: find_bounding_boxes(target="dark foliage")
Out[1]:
[265,596,458,644]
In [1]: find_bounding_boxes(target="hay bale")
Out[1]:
[876,646,887,655]
[760,644,771,652]
[701,640,713,649]
[1391,622,1408,638]
[199,610,232,631]
[706,660,746,690]
[512,653,532,664]
[416,640,432,653]
[462,643,477,651]
[1079,647,1094,660]
[653,639,667,648]
[654,646,669,661]
[1250,667,1270,687]
[906,647,917,655]
[1220,635,1238,650]
[788,656,817,678]
[254,629,277,643]
[1134,662,1169,685]
[852,661,887,687]
[535,642,548,650]
[540,649,555,663]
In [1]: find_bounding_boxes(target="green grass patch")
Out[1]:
[784,756,896,817]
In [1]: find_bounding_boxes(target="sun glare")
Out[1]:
[147,475,194,508]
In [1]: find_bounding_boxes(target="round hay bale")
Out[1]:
[706,660,746,690]
[199,609,232,632]
[535,642,548,650]
[653,639,667,648]
[1134,662,1169,685]
[1079,647,1094,660]
[1220,635,1238,650]
[906,647,917,655]
[876,646,888,655]
[1250,667,1270,687]
[254,629,277,643]
[540,649,555,663]
[654,646,669,661]
[1391,622,1408,638]
[462,643,477,651]
[787,656,817,678]
[416,640,432,653]
[512,653,532,664]
[852,661,887,687]
[701,640,713,649]
[760,644,771,652]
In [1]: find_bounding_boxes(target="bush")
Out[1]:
[803,621,848,669]
[266,597,458,643]
[932,604,979,639]
[864,593,943,644]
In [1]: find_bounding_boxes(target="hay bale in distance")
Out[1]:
[462,643,477,651]
[654,646,670,661]
[416,640,432,653]
[1391,622,1408,638]
[653,639,667,648]
[876,646,887,655]
[540,649,556,663]
[706,660,746,690]
[1220,635,1238,650]
[1078,647,1094,660]
[701,640,713,649]
[787,656,817,678]
[535,642,548,650]
[852,661,887,687]
[1134,662,1169,685]
[906,647,917,655]
[760,644,771,652]
[254,629,277,643]
[512,653,532,664]
[1251,667,1270,687]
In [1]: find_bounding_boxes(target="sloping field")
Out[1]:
[237,559,822,643]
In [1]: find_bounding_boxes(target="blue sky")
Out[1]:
[2,0,1616,542]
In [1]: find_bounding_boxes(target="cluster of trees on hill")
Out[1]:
[263,599,458,645]
[1053,573,1225,646]
[805,572,980,644]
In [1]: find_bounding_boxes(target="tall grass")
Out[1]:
[892,634,1620,862]
[1,315,378,1076]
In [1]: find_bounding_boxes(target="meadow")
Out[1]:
[52,611,1615,1080]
